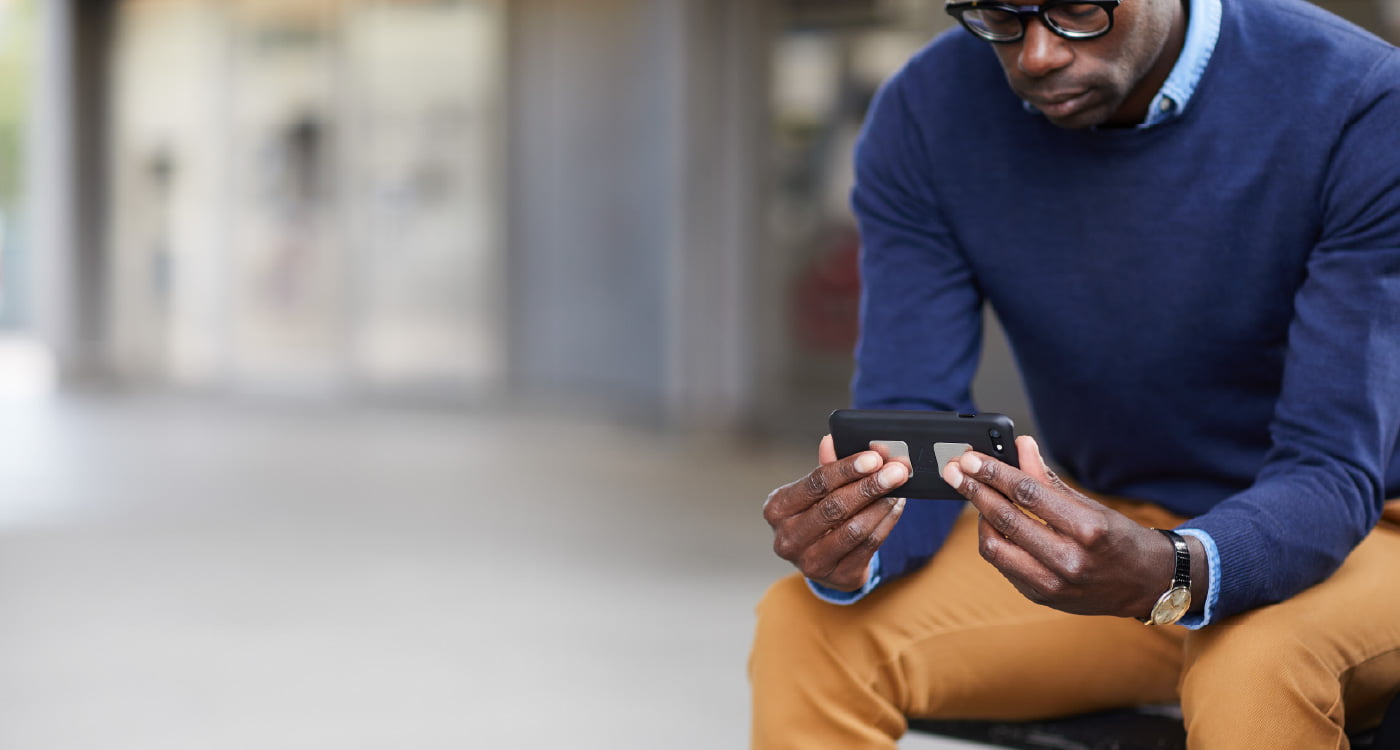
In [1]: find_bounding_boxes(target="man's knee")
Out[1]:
[755,573,821,622]
[750,574,880,681]
[751,575,830,667]
[1178,612,1383,746]
[750,575,910,746]
[1181,612,1338,718]
[1187,612,1321,677]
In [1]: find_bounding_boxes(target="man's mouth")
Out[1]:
[1030,90,1093,119]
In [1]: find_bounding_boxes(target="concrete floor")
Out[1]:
[0,393,984,749]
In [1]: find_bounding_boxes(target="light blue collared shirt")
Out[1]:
[1141,0,1223,127]
[813,0,1226,627]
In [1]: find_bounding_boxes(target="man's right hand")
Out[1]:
[762,435,910,592]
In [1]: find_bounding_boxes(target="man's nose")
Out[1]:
[1018,20,1073,77]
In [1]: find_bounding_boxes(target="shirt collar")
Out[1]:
[1019,0,1223,128]
[1142,0,1222,126]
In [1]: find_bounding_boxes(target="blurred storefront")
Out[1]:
[18,0,1400,433]
[105,0,506,394]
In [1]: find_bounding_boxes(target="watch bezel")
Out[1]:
[1148,585,1192,625]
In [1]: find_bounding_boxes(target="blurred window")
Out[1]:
[108,0,505,394]
[0,0,37,330]
[765,5,951,427]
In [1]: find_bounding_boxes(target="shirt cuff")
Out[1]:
[806,552,883,605]
[1173,528,1222,630]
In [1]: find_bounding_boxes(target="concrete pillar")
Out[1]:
[26,0,115,382]
[666,0,775,430]
[504,0,771,428]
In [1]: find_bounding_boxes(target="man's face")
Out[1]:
[986,0,1182,129]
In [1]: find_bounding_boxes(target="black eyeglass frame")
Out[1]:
[945,0,1122,43]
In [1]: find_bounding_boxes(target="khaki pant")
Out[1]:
[750,497,1400,749]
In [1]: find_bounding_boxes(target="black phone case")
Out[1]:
[828,410,1019,500]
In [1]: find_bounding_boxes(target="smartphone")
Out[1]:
[828,409,1019,500]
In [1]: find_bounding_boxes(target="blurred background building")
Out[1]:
[2,1,1398,748]
[8,0,1398,429]
[10,0,1030,437]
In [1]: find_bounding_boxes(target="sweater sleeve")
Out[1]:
[1179,52,1400,621]
[845,71,985,585]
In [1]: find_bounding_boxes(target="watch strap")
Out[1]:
[1138,529,1193,625]
[1159,529,1190,590]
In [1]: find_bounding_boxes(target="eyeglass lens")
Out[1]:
[962,3,1111,41]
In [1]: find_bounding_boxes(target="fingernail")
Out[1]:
[854,453,880,473]
[960,453,983,473]
[942,462,964,487]
[895,498,907,513]
[877,462,906,489]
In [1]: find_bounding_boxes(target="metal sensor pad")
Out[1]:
[869,440,910,476]
[930,442,972,473]
[870,440,972,480]
[869,440,910,461]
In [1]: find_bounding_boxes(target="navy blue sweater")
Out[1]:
[852,0,1400,621]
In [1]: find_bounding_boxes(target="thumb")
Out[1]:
[818,434,838,466]
[1016,435,1052,483]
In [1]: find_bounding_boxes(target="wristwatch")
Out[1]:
[1142,529,1191,626]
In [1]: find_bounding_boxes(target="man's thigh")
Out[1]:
[830,502,1188,721]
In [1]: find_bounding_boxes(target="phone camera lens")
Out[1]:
[989,429,1002,439]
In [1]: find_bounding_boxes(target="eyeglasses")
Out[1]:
[945,0,1121,43]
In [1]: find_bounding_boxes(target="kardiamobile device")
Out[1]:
[829,410,1019,500]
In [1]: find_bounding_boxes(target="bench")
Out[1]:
[908,695,1400,749]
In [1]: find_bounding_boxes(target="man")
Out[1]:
[750,0,1400,746]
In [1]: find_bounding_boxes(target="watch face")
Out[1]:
[1151,587,1192,625]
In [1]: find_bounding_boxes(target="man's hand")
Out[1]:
[941,436,1180,619]
[763,435,910,592]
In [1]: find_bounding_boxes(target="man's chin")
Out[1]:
[1041,108,1107,129]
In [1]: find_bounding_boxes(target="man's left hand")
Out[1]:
[942,436,1175,619]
